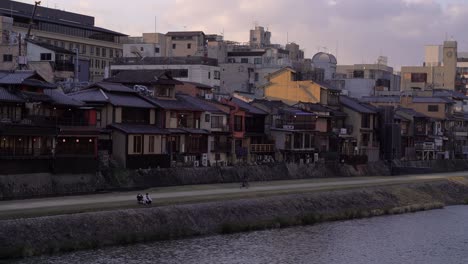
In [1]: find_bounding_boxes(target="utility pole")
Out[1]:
[26,1,41,40]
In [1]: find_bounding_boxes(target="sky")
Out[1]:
[14,0,468,70]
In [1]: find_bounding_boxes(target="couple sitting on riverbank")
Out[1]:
[137,193,152,205]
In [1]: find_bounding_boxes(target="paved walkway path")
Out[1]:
[1,171,467,215]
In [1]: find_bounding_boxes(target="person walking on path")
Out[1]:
[240,173,249,189]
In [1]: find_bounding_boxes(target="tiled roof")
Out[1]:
[177,94,224,114]
[109,123,170,135]
[0,71,37,85]
[396,107,429,118]
[106,93,154,108]
[295,102,332,112]
[105,70,183,85]
[230,97,267,115]
[0,87,24,103]
[20,91,53,102]
[147,97,201,111]
[88,82,136,93]
[44,89,84,106]
[68,89,108,103]
[340,95,376,114]
[69,87,154,108]
[433,89,468,100]
[412,97,454,103]
[361,96,400,103]
[252,99,288,109]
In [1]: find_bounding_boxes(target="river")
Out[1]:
[13,205,468,264]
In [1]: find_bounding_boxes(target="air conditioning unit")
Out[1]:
[340,128,347,135]
[202,153,208,166]
[194,160,200,167]
[205,93,213,100]
[283,125,294,130]
[184,156,190,163]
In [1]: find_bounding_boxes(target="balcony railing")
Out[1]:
[250,144,275,153]
[275,122,315,130]
[0,147,52,157]
[415,142,435,151]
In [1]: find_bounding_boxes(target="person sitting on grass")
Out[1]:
[137,193,144,204]
[144,193,152,205]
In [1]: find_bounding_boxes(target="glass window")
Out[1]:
[133,135,142,153]
[102,48,107,57]
[149,136,155,153]
[211,116,223,129]
[109,49,114,58]
[90,46,95,55]
[428,105,439,112]
[234,115,243,131]
[254,58,262,64]
[214,71,220,80]
[172,44,176,49]
[96,47,101,57]
[241,58,248,63]
[40,53,52,61]
[187,43,191,49]
[411,73,427,83]
[3,54,13,62]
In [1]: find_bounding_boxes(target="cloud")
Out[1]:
[15,0,468,69]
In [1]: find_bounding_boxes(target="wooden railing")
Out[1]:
[250,144,275,153]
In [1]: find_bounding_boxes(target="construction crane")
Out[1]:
[26,1,41,39]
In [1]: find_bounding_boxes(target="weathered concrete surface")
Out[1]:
[0,162,390,200]
[1,178,468,259]
[0,173,102,200]
[2,159,468,200]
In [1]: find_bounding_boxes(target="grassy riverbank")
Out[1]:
[1,177,468,259]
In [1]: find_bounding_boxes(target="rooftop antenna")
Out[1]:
[286,32,288,44]
[335,40,338,59]
[154,15,157,34]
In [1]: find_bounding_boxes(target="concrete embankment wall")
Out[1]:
[0,162,390,200]
[1,178,468,259]
[2,158,468,200]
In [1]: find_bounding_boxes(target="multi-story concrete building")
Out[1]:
[110,56,220,88]
[332,57,401,98]
[249,26,271,48]
[165,31,206,57]
[401,41,457,91]
[285,42,304,62]
[0,0,126,82]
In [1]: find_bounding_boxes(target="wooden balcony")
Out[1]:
[250,144,275,153]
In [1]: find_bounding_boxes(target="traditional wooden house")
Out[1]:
[68,82,168,169]
[0,71,98,174]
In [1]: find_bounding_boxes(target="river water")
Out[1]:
[14,205,468,264]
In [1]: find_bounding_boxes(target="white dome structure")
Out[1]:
[312,52,337,80]
[312,52,337,64]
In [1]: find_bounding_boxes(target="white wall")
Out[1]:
[123,43,161,58]
[27,43,56,62]
[110,64,220,87]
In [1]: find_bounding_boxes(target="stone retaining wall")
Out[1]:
[1,178,468,259]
